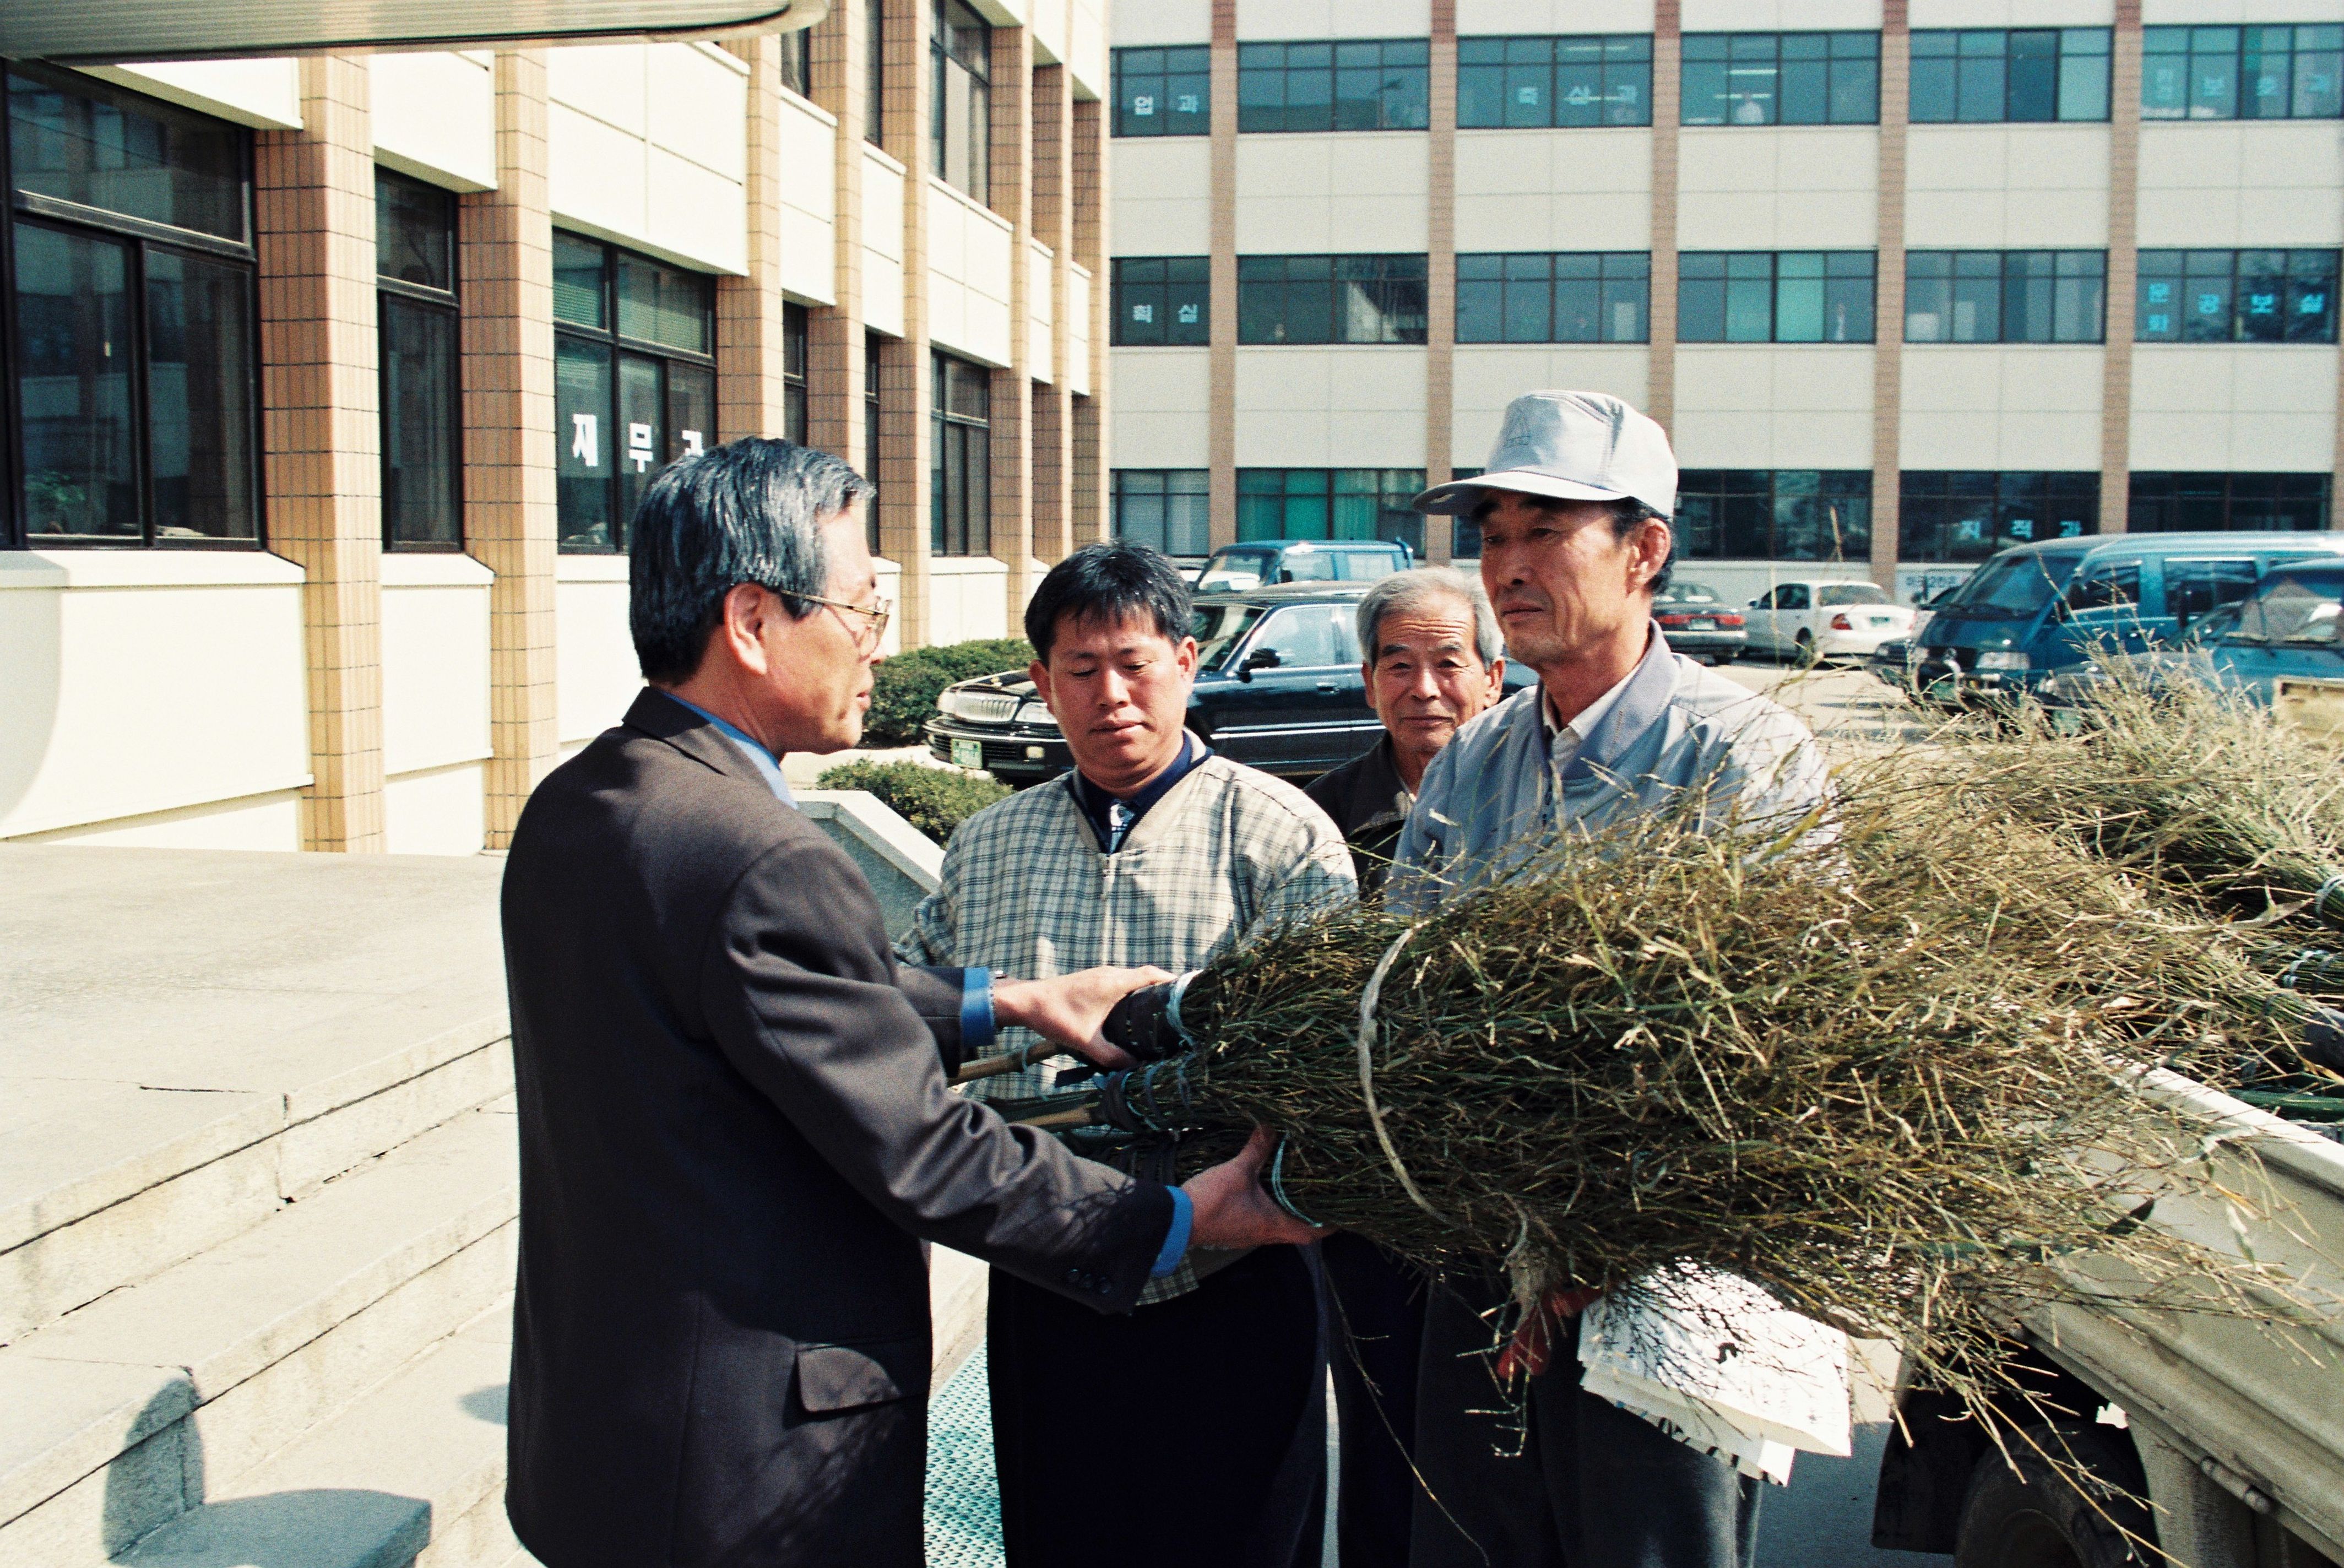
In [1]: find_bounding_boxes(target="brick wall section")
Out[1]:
[877,0,936,639]
[990,25,1037,614]
[2102,1,2144,536]
[809,0,871,492]
[718,36,793,443]
[255,53,386,853]
[1425,0,1458,566]
[1206,0,1240,550]
[1870,2,1909,592]
[461,51,560,847]
[1647,2,1682,434]
[1072,94,1110,547]
[1033,63,1075,563]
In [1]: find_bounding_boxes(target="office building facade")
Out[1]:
[1105,0,2344,605]
[2,0,1111,854]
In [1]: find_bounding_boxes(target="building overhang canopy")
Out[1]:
[1,0,826,66]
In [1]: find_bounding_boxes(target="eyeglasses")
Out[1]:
[780,588,893,653]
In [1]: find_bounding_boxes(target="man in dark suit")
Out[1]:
[502,438,1318,1568]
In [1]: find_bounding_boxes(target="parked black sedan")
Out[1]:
[924,584,1532,785]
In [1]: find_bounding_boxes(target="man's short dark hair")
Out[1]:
[1609,498,1675,597]
[628,437,875,685]
[1024,542,1194,664]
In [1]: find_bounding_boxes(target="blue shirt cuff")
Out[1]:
[959,967,995,1060]
[1149,1186,1193,1279]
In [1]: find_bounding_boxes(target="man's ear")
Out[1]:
[1360,663,1376,710]
[1175,636,1200,679]
[1028,658,1053,708]
[719,583,775,674]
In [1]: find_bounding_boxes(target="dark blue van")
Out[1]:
[1912,532,2344,703]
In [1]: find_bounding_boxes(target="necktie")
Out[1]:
[1105,800,1136,854]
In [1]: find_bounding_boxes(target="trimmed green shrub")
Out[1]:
[861,637,1035,745]
[816,759,1012,845]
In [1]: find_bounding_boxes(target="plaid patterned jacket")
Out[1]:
[897,754,1357,1300]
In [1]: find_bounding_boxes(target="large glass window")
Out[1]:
[1113,469,1209,555]
[2137,249,2338,344]
[932,0,991,203]
[1456,252,1648,343]
[1676,470,1871,560]
[1238,254,1427,345]
[1114,47,1211,137]
[1457,35,1653,128]
[2128,472,2331,532]
[780,27,813,99]
[1238,41,1430,133]
[1900,472,2098,562]
[864,331,885,550]
[1111,256,1209,345]
[377,169,460,549]
[1236,468,1425,555]
[1904,251,2105,344]
[552,231,715,551]
[1680,32,1879,126]
[1679,252,1874,343]
[1911,29,2110,123]
[931,351,990,556]
[7,67,258,547]
[784,301,809,444]
[867,0,886,145]
[2142,25,2343,121]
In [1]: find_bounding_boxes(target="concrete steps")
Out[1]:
[0,1103,519,1566]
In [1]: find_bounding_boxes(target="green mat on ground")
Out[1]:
[924,1345,1005,1567]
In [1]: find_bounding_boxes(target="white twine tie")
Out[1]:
[1358,921,1447,1222]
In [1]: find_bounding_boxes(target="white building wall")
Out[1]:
[1235,135,1429,253]
[777,92,842,305]
[1913,1,2109,23]
[863,148,910,339]
[1900,347,2106,471]
[1111,140,1213,257]
[2142,0,2344,21]
[1905,125,2111,249]
[928,181,1019,367]
[1113,349,1213,466]
[1030,239,1058,381]
[0,552,310,848]
[378,555,493,856]
[1681,0,1881,25]
[2131,346,2340,471]
[1110,0,1210,47]
[371,53,498,192]
[546,42,750,275]
[1672,347,1876,470]
[1235,0,1432,40]
[1455,346,1650,466]
[926,557,1015,644]
[1678,128,1879,251]
[1454,131,1651,254]
[83,61,302,129]
[1234,348,1425,467]
[556,556,641,758]
[1068,264,1094,395]
[1456,1,1656,31]
[2136,123,2344,249]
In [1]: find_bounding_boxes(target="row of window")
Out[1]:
[1113,468,2336,562]
[1113,25,2344,135]
[1111,249,2343,347]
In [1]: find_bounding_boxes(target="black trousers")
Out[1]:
[1409,1277,1763,1568]
[1321,1234,1426,1568]
[987,1246,1326,1568]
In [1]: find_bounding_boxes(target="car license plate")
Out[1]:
[951,739,984,769]
[1686,618,1717,631]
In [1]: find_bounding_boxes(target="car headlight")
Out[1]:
[937,690,974,721]
[1013,701,1060,733]
[1974,650,2030,672]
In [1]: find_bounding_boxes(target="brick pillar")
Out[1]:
[718,35,793,442]
[811,0,872,492]
[1426,0,1458,565]
[1648,2,1683,434]
[1871,2,1909,594]
[878,0,937,642]
[991,25,1037,620]
[2101,2,2144,537]
[1072,94,1110,547]
[256,54,385,853]
[461,51,560,847]
[1033,62,1076,563]
[1206,0,1239,549]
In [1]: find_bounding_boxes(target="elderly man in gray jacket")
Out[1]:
[1390,391,1830,1568]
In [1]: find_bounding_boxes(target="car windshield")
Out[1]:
[1817,583,1889,607]
[1944,552,2082,619]
[1657,583,1722,605]
[1192,603,1266,669]
[2186,600,2245,646]
[2244,573,2344,645]
[1196,549,1273,593]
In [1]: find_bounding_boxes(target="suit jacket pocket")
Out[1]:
[795,1335,928,1414]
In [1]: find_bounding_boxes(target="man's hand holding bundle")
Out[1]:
[992,965,1173,1070]
[1183,1127,1330,1249]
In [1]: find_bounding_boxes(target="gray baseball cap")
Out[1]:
[1413,390,1677,518]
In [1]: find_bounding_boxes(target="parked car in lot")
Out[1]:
[1914,533,2344,706]
[2042,558,2344,710]
[924,584,1531,785]
[1864,638,1919,695]
[1743,578,1914,661]
[1193,539,1409,593]
[1650,581,1746,664]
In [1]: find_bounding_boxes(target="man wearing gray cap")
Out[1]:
[1389,391,1830,1568]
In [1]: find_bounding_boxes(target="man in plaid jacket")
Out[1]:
[899,542,1355,1568]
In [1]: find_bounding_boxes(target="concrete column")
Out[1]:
[460,51,560,847]
[255,53,386,853]
[1648,1,1683,434]
[1425,0,1458,566]
[1870,2,1909,594]
[1207,0,1239,549]
[810,0,872,490]
[2101,1,2144,536]
[718,35,794,443]
[990,25,1037,619]
[1033,62,1076,563]
[878,0,936,641]
[1072,93,1110,548]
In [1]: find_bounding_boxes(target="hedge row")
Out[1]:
[862,637,1035,745]
[815,759,1012,844]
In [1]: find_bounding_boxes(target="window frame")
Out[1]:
[1679,31,1881,127]
[1110,255,1210,346]
[1455,250,1650,343]
[1234,467,1426,554]
[931,348,991,557]
[2127,471,2333,533]
[867,0,886,146]
[1236,253,1429,345]
[1674,469,1874,560]
[931,0,992,205]
[4,63,264,551]
[1677,251,1876,344]
[783,300,809,445]
[376,166,464,551]
[551,230,719,554]
[2136,248,2340,344]
[1456,34,1654,129]
[1898,471,2101,562]
[2142,24,2344,122]
[1236,39,1433,134]
[1909,28,2112,124]
[1903,249,2107,344]
[1111,468,1211,556]
[864,329,885,550]
[1113,46,1212,138]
